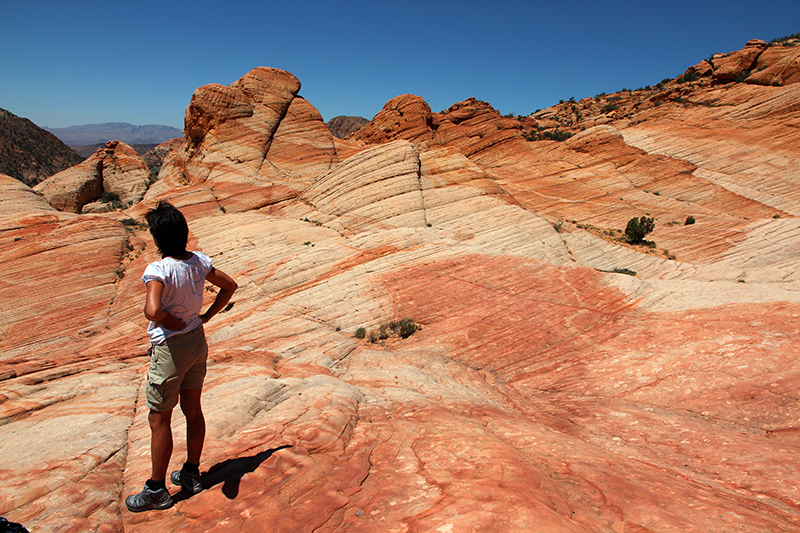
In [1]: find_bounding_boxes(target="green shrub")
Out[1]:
[624,216,655,244]
[542,129,573,141]
[101,191,120,203]
[601,103,620,114]
[396,318,420,339]
[769,32,800,45]
[524,128,574,142]
[612,267,637,276]
[685,215,695,225]
[355,319,420,342]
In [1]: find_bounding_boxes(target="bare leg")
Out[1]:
[180,388,205,465]
[149,409,174,482]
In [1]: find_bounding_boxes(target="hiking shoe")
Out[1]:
[125,485,173,512]
[171,469,203,494]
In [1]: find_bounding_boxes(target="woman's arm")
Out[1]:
[144,280,186,330]
[201,267,238,323]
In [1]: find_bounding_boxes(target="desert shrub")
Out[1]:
[396,318,420,339]
[357,319,421,343]
[542,129,573,141]
[101,191,120,203]
[601,103,620,114]
[612,267,637,276]
[769,32,800,45]
[685,215,695,225]
[735,69,752,82]
[524,129,573,142]
[624,216,655,244]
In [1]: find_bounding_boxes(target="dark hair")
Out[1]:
[145,201,189,258]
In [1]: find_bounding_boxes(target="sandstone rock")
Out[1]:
[351,94,435,145]
[0,173,57,220]
[267,96,341,187]
[151,68,304,215]
[4,55,800,533]
[747,43,800,86]
[33,140,150,213]
[687,59,713,78]
[713,39,768,82]
[32,154,102,212]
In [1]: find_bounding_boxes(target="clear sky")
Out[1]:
[2,0,798,129]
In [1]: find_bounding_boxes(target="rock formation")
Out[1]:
[33,140,151,213]
[325,115,369,139]
[2,39,800,533]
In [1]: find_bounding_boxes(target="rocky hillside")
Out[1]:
[0,108,84,185]
[2,38,800,533]
[325,115,369,139]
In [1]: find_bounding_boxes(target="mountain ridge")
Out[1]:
[44,122,182,146]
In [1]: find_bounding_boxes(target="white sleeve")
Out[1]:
[141,262,165,285]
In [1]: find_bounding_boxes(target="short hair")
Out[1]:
[145,201,189,258]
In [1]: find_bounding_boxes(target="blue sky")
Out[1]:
[2,0,798,129]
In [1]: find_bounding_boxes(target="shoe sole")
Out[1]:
[170,470,203,494]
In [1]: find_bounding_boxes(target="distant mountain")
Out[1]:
[45,122,182,146]
[0,108,84,186]
[325,115,369,139]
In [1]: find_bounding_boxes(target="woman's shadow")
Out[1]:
[172,445,291,502]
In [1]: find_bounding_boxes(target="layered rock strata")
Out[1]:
[2,46,800,533]
[33,140,150,213]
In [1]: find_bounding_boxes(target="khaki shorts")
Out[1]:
[145,325,208,411]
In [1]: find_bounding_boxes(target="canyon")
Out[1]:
[1,38,799,532]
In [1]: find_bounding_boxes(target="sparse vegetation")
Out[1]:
[677,71,699,83]
[624,216,655,244]
[685,215,696,225]
[525,128,574,142]
[101,191,120,202]
[769,32,800,45]
[601,103,620,114]
[612,267,637,277]
[355,318,422,344]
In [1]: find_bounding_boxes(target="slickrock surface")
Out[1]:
[2,46,800,533]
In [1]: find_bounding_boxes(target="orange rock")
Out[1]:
[33,140,150,213]
[713,39,768,82]
[747,43,800,86]
[352,94,435,145]
[4,48,800,533]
